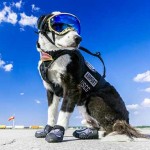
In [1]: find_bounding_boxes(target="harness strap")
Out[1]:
[52,31,56,44]
[40,61,63,96]
[79,46,106,78]
[37,14,56,46]
[41,31,55,45]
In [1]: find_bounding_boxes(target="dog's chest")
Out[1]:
[40,54,72,87]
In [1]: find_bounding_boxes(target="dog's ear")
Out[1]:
[37,15,46,31]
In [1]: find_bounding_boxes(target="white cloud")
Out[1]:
[19,12,38,28]
[35,100,41,104]
[133,70,150,83]
[143,87,150,93]
[0,2,38,29]
[3,64,13,72]
[31,4,40,12]
[126,104,139,110]
[133,111,139,115]
[13,0,22,9]
[141,98,150,107]
[0,57,13,72]
[0,4,18,25]
[0,59,5,66]
[20,92,24,95]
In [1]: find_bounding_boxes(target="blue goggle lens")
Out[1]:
[49,14,81,34]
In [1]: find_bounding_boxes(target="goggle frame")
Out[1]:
[47,13,81,35]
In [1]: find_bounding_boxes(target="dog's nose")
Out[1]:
[74,35,82,44]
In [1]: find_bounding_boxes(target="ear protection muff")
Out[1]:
[37,14,53,32]
[37,14,56,45]
[37,15,46,30]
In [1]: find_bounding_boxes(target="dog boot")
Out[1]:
[73,127,99,139]
[35,125,53,138]
[45,125,65,143]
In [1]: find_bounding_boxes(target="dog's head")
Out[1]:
[37,11,82,51]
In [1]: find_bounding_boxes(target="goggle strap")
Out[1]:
[42,31,55,45]
[52,31,55,44]
[39,15,56,46]
[79,46,106,78]
[39,14,53,32]
[37,15,45,30]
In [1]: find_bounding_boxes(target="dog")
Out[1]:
[35,11,148,142]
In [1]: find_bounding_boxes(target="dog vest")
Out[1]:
[39,49,108,97]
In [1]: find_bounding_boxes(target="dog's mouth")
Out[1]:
[57,43,78,48]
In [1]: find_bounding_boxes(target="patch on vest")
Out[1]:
[84,72,98,87]
[80,80,90,92]
[85,61,96,72]
[79,72,98,92]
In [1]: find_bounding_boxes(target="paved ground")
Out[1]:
[0,128,150,150]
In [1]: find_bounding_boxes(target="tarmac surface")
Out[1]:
[0,128,150,150]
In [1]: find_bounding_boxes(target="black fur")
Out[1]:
[47,90,54,106]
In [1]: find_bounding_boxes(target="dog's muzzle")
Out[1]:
[74,35,82,45]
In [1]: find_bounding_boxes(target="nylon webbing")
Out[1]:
[79,46,106,78]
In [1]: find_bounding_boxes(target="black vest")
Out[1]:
[40,49,108,97]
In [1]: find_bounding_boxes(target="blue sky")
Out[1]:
[0,0,150,127]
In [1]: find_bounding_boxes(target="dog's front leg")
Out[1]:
[57,74,80,129]
[57,95,77,129]
[45,74,79,142]
[35,90,60,138]
[47,90,60,127]
[45,92,77,143]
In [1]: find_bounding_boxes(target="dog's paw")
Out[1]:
[73,128,99,139]
[45,125,65,143]
[35,125,53,138]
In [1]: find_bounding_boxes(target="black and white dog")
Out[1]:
[35,11,146,142]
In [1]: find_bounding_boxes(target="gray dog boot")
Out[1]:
[45,125,65,142]
[35,125,53,138]
[73,127,99,139]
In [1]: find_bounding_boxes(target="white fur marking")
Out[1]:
[47,54,71,85]
[55,31,80,49]
[57,111,71,129]
[38,54,71,90]
[78,105,99,128]
[47,95,60,126]
[38,33,60,51]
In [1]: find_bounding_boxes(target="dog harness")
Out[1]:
[39,48,108,97]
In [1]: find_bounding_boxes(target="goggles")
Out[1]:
[39,13,81,35]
